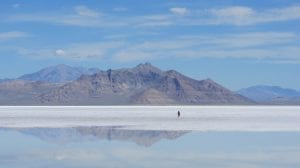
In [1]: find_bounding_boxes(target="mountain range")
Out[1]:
[0,63,252,105]
[238,85,300,105]
[39,63,253,105]
[0,63,299,105]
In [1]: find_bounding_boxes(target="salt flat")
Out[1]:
[0,106,300,131]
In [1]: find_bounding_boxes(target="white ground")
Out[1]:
[0,106,300,131]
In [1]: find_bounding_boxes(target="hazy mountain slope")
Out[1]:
[0,79,12,83]
[131,88,176,104]
[40,63,253,105]
[238,85,300,104]
[0,80,61,105]
[18,64,101,83]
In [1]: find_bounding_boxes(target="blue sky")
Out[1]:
[0,0,300,90]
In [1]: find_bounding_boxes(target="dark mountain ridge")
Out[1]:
[40,63,253,105]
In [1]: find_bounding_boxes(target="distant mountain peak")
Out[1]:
[238,85,300,104]
[165,69,178,75]
[136,62,152,67]
[18,64,100,83]
[134,62,159,70]
[45,64,73,71]
[54,64,69,68]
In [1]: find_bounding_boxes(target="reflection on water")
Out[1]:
[1,127,300,168]
[12,126,189,147]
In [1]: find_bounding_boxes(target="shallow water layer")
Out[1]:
[0,106,300,131]
[1,106,300,167]
[0,127,300,168]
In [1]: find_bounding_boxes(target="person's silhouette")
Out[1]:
[177,110,180,118]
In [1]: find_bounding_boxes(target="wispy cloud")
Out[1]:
[8,4,300,27]
[113,32,300,62]
[53,42,124,59]
[18,42,124,60]
[0,31,28,41]
[8,5,127,27]
[15,31,300,63]
[180,32,297,48]
[113,7,128,12]
[141,4,300,26]
[170,7,189,16]
[136,14,173,27]
[205,5,300,25]
[209,6,255,25]
[74,5,100,17]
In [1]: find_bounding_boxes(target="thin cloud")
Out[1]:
[18,42,125,60]
[14,31,300,63]
[113,32,300,62]
[113,7,128,12]
[180,32,297,48]
[209,6,255,25]
[0,31,28,41]
[74,5,100,17]
[206,5,300,25]
[54,49,65,56]
[8,6,126,28]
[139,4,300,26]
[170,7,189,16]
[55,42,124,59]
[7,4,300,27]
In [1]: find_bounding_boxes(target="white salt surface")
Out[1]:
[0,106,300,131]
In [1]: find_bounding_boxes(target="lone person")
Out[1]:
[177,110,181,118]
